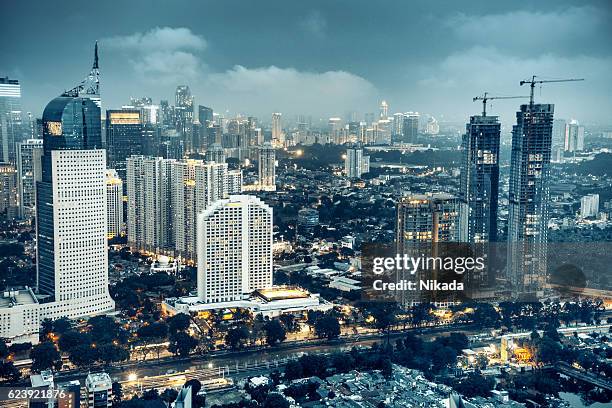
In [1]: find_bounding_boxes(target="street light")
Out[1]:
[128,373,138,382]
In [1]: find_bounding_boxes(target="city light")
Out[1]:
[127,373,138,382]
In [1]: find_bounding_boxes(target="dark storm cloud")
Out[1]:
[1,0,610,124]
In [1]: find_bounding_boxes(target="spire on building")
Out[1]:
[62,42,100,106]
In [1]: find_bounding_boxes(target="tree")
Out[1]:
[284,360,304,381]
[299,354,328,378]
[160,388,178,404]
[431,346,457,372]
[168,332,198,356]
[68,344,98,368]
[168,314,191,334]
[30,342,62,372]
[314,314,340,340]
[88,315,121,344]
[263,393,289,408]
[225,325,250,350]
[52,317,73,334]
[97,344,130,365]
[59,330,91,352]
[40,319,54,338]
[137,321,168,339]
[0,339,8,359]
[0,361,21,382]
[453,372,494,398]
[264,320,287,346]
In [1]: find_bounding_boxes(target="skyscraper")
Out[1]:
[564,119,585,152]
[126,156,174,254]
[172,160,228,262]
[197,195,273,303]
[258,142,275,191]
[507,103,554,294]
[105,169,123,239]
[551,119,566,149]
[396,193,462,307]
[36,91,114,315]
[460,115,501,243]
[271,113,282,146]
[580,194,599,218]
[106,109,143,183]
[345,145,369,179]
[175,86,194,152]
[402,112,419,143]
[379,100,389,118]
[0,77,23,164]
[16,138,43,218]
[0,164,18,219]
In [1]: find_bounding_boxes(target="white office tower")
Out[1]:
[258,142,276,191]
[16,139,43,219]
[126,156,174,254]
[552,119,567,149]
[105,169,123,239]
[581,194,599,218]
[227,169,243,194]
[197,195,273,303]
[86,372,112,408]
[564,119,585,152]
[172,160,227,262]
[271,112,283,146]
[345,145,367,179]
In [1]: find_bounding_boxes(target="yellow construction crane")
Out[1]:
[472,92,529,116]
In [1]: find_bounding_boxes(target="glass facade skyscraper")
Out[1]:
[460,115,501,243]
[106,109,143,182]
[0,77,23,164]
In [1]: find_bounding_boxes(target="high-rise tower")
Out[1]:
[258,142,275,191]
[460,115,501,243]
[197,195,273,303]
[0,77,23,164]
[36,44,114,317]
[106,109,143,183]
[507,103,554,293]
[16,138,43,218]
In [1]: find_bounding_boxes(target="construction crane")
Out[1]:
[519,75,584,105]
[472,92,529,116]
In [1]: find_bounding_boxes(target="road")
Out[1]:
[0,326,476,408]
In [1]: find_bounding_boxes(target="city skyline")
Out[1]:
[1,1,611,124]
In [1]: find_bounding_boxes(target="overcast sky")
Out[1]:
[2,0,611,126]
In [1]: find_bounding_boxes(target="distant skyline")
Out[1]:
[2,0,611,125]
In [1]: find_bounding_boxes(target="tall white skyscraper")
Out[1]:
[581,194,599,218]
[36,94,114,318]
[16,138,43,219]
[127,156,174,254]
[344,145,369,179]
[105,169,123,239]
[271,113,282,146]
[258,142,276,191]
[197,195,273,303]
[564,119,585,152]
[172,160,228,261]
